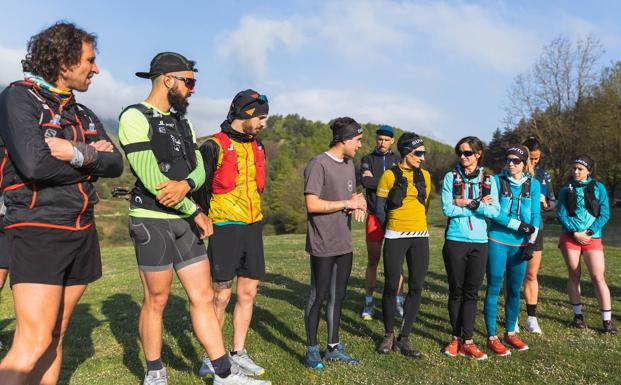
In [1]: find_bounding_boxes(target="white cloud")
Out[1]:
[271,89,448,140]
[217,15,306,80]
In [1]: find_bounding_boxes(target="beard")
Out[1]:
[241,119,258,137]
[167,85,189,115]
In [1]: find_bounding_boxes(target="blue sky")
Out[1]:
[1,0,620,143]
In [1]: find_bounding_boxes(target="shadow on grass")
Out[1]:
[59,303,102,384]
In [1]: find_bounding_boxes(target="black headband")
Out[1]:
[574,157,593,172]
[332,122,363,143]
[398,137,424,156]
[506,146,528,163]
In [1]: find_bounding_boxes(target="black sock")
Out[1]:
[146,358,163,371]
[212,354,232,378]
[526,304,537,317]
[230,350,238,356]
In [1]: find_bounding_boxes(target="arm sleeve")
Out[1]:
[360,155,380,190]
[556,187,574,231]
[192,139,219,212]
[81,111,124,178]
[119,108,196,216]
[530,179,542,229]
[0,88,89,185]
[375,196,388,228]
[185,123,205,191]
[475,176,501,219]
[441,172,474,218]
[588,182,610,234]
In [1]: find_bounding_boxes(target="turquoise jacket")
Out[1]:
[441,166,500,243]
[556,177,609,238]
[488,171,541,246]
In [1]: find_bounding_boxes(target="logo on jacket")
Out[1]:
[170,135,182,151]
[44,128,57,138]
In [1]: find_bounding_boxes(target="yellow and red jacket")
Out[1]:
[194,123,265,224]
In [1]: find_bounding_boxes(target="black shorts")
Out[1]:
[207,222,264,282]
[129,216,207,272]
[0,219,9,269]
[533,222,544,252]
[7,225,102,286]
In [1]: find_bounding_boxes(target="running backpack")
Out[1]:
[452,168,491,199]
[498,175,531,216]
[386,166,426,210]
[565,180,600,218]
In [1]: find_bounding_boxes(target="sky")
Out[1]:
[0,0,620,143]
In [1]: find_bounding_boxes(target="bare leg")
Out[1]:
[523,250,542,305]
[561,247,583,305]
[138,270,172,361]
[364,240,382,296]
[582,250,611,312]
[176,260,226,360]
[232,277,259,351]
[212,280,233,329]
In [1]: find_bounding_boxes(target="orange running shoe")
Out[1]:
[504,332,529,351]
[443,337,460,357]
[459,341,488,360]
[486,337,511,356]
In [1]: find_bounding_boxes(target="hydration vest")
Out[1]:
[565,180,600,218]
[211,132,265,194]
[386,165,426,211]
[121,104,197,214]
[452,168,491,199]
[498,175,531,216]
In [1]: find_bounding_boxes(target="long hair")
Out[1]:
[454,136,484,166]
[22,21,97,83]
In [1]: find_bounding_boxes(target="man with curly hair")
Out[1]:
[0,22,123,384]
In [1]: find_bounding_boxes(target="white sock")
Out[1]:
[365,295,373,304]
[328,343,339,349]
[396,295,404,304]
[572,303,583,315]
[602,310,612,321]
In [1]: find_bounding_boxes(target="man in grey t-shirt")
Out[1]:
[302,117,366,370]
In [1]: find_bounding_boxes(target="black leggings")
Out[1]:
[382,237,429,337]
[442,240,487,340]
[304,253,353,346]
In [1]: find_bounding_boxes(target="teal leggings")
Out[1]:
[484,241,527,337]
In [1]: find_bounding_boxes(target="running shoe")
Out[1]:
[486,337,511,357]
[393,336,422,359]
[304,345,324,369]
[324,344,360,365]
[443,336,460,357]
[361,300,374,321]
[459,341,488,360]
[524,316,542,334]
[229,349,265,376]
[377,334,395,354]
[572,314,586,329]
[198,353,215,378]
[214,371,272,385]
[395,296,405,318]
[603,320,618,335]
[143,368,167,385]
[503,333,529,351]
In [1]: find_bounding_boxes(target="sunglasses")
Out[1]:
[458,150,475,157]
[506,158,523,165]
[170,75,197,90]
[412,150,426,158]
[252,94,268,103]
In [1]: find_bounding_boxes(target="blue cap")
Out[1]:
[376,125,394,137]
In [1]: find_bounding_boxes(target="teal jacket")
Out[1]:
[441,166,500,243]
[488,171,541,246]
[556,177,609,238]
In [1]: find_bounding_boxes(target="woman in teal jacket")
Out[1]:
[484,145,540,356]
[441,136,499,360]
[557,154,616,335]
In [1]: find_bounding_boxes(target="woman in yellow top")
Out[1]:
[375,132,431,359]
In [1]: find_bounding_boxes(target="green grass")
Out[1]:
[1,200,620,384]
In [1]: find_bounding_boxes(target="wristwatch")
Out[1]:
[586,229,594,236]
[467,199,480,210]
[185,178,196,190]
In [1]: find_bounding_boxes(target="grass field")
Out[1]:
[0,199,620,385]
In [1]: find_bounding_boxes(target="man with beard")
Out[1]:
[119,54,268,385]
[193,90,270,381]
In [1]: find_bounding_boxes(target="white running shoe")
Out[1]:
[229,349,265,376]
[214,369,271,385]
[524,316,542,334]
[143,368,167,385]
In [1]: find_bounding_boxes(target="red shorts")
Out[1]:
[366,214,384,242]
[558,233,603,252]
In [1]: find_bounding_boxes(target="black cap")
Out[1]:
[226,89,269,122]
[136,52,197,79]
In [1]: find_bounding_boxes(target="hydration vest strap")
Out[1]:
[122,141,152,154]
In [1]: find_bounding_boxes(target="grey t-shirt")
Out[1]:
[304,152,355,257]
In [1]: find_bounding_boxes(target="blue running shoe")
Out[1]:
[198,353,215,378]
[324,344,360,365]
[305,345,324,369]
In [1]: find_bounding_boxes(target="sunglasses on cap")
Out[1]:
[252,93,268,104]
[506,158,523,165]
[169,75,196,90]
[458,150,475,157]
